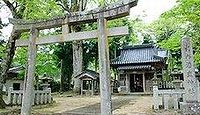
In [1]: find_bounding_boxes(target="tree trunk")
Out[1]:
[72,40,83,93]
[0,84,6,109]
[1,0,23,108]
[0,30,20,108]
[95,55,98,72]
[60,59,68,92]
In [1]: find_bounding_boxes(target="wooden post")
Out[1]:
[142,73,146,92]
[81,80,83,95]
[125,74,130,93]
[21,28,38,115]
[98,13,112,115]
[91,80,94,95]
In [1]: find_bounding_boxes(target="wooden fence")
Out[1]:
[158,81,175,89]
[153,86,185,110]
[7,87,52,105]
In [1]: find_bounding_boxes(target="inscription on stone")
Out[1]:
[181,37,198,102]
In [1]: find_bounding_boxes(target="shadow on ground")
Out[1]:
[60,96,137,115]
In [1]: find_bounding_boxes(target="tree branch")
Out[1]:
[57,3,71,14]
[0,4,6,9]
[2,0,19,18]
[2,0,14,12]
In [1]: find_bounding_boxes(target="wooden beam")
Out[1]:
[9,0,138,32]
[15,26,129,47]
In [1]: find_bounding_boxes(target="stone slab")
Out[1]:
[181,37,199,102]
[180,102,200,115]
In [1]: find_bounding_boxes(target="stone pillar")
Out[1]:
[125,74,130,93]
[152,74,159,110]
[7,87,13,105]
[21,28,38,115]
[98,13,112,115]
[180,37,200,114]
[142,73,146,92]
[153,85,159,110]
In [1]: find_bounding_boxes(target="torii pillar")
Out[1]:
[98,13,112,115]
[21,28,38,115]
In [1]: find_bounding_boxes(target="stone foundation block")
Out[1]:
[180,102,200,115]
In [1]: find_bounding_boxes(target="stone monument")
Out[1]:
[180,37,200,114]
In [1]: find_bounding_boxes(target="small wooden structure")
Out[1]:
[75,70,99,95]
[111,44,168,93]
[4,67,24,91]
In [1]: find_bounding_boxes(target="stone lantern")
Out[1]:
[40,74,52,90]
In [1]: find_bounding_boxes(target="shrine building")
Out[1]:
[111,44,168,93]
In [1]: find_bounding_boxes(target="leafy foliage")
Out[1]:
[19,0,62,20]
[150,0,200,70]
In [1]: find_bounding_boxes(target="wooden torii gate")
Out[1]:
[9,0,138,114]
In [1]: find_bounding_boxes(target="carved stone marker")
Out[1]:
[180,37,200,114]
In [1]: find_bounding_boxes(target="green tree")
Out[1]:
[150,0,200,70]
[0,0,25,108]
[0,0,62,108]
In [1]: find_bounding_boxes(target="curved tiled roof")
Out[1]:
[74,70,99,80]
[111,44,167,65]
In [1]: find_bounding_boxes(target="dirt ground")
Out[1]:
[113,96,181,115]
[0,93,181,115]
[31,94,181,115]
